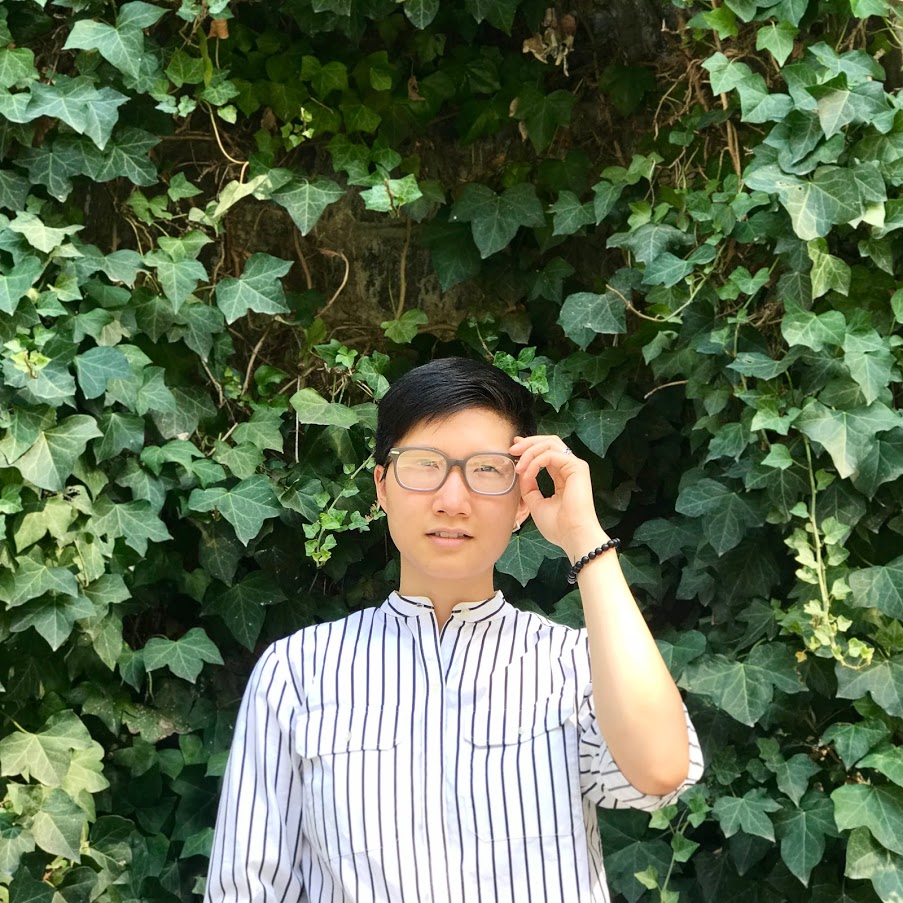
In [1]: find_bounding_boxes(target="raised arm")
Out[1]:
[511,434,694,796]
[205,641,305,902]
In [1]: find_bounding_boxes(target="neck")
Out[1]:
[397,578,496,628]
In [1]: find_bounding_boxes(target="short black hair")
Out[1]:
[374,357,537,465]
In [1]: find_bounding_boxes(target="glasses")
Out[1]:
[386,447,519,495]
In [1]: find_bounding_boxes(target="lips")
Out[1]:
[427,530,472,539]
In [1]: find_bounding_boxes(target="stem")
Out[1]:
[802,435,831,616]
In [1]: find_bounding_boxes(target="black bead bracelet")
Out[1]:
[566,538,621,584]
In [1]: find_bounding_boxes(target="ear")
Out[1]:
[374,464,388,511]
[514,493,530,530]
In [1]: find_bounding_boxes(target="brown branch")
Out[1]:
[240,321,274,397]
[293,229,314,290]
[316,249,350,317]
[395,217,412,320]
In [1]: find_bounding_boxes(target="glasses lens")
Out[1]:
[394,449,448,490]
[466,454,516,495]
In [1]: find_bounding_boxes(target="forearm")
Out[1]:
[568,528,690,796]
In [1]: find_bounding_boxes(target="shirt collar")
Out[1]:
[382,590,509,624]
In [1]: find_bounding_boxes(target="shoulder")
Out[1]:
[508,606,589,653]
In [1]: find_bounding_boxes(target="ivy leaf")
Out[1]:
[464,0,518,32]
[272,178,344,235]
[205,572,286,650]
[0,554,78,609]
[681,643,803,725]
[450,183,545,258]
[655,630,707,680]
[0,711,92,786]
[63,9,161,80]
[763,752,822,806]
[142,627,223,683]
[774,792,837,885]
[188,474,282,545]
[7,868,54,903]
[0,47,36,90]
[572,396,641,457]
[95,411,144,463]
[0,167,30,211]
[549,191,595,235]
[25,77,128,150]
[836,655,903,717]
[381,309,428,344]
[360,175,422,212]
[781,300,846,351]
[9,415,102,491]
[849,554,903,619]
[404,0,439,28]
[0,813,35,879]
[143,252,207,308]
[796,399,900,479]
[807,238,850,298]
[115,2,169,29]
[289,387,359,428]
[0,255,43,316]
[74,347,131,400]
[90,497,172,557]
[88,127,158,185]
[608,223,691,265]
[642,252,695,288]
[31,788,85,861]
[859,745,903,788]
[495,521,562,585]
[756,21,798,67]
[421,219,481,290]
[8,211,82,254]
[634,518,700,562]
[592,181,622,223]
[853,431,903,497]
[845,826,903,902]
[558,291,627,349]
[675,477,765,555]
[832,783,903,857]
[215,253,291,324]
[9,593,95,650]
[821,720,891,769]
[809,75,890,139]
[511,88,575,152]
[712,789,782,842]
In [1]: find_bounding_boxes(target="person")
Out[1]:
[204,356,703,903]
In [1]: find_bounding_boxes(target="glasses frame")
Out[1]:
[385,446,520,496]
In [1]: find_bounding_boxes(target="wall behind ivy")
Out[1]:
[1,0,903,900]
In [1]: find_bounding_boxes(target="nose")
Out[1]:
[432,464,471,515]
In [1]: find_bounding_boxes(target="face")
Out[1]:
[374,407,529,602]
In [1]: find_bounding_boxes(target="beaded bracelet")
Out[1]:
[566,538,621,584]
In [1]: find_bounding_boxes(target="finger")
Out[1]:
[519,448,583,487]
[513,438,574,474]
[510,434,571,454]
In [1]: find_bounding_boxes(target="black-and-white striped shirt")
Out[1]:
[205,591,703,903]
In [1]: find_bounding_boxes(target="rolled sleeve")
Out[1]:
[205,640,305,902]
[577,687,704,811]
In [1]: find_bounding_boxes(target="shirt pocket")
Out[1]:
[295,705,404,860]
[461,695,579,842]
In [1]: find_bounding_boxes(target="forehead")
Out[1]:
[397,407,517,452]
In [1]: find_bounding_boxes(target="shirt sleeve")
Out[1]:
[577,683,704,811]
[205,640,305,902]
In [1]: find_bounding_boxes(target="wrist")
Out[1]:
[563,525,610,565]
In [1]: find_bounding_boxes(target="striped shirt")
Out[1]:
[205,591,703,903]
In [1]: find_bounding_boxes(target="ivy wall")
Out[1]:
[1,0,903,899]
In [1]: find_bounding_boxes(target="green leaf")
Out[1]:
[289,387,359,428]
[675,477,765,556]
[572,396,641,457]
[188,474,282,545]
[272,178,344,235]
[511,88,575,152]
[782,300,846,351]
[63,14,154,80]
[642,252,695,288]
[31,789,85,861]
[404,0,439,29]
[143,252,207,308]
[850,554,903,619]
[0,167,30,211]
[9,415,102,491]
[712,789,782,842]
[807,238,850,299]
[0,711,92,786]
[91,497,172,556]
[845,826,903,903]
[763,752,822,807]
[8,868,54,903]
[681,643,803,725]
[593,181,622,223]
[215,253,292,324]
[74,347,131,400]
[0,255,43,316]
[380,309,428,344]
[833,783,903,857]
[836,655,903,717]
[9,593,94,650]
[205,572,286,650]
[116,2,168,30]
[88,127,158,185]
[0,813,35,879]
[859,745,903,788]
[853,431,903,497]
[496,521,562,585]
[655,630,707,680]
[549,191,595,236]
[608,223,692,264]
[25,76,128,150]
[95,411,144,462]
[774,792,837,885]
[464,0,517,31]
[8,211,82,254]
[142,627,223,683]
[557,291,627,349]
[0,48,36,90]
[756,21,798,66]
[809,75,890,139]
[634,518,700,562]
[450,183,545,258]
[821,720,891,769]
[360,175,422,212]
[340,99,382,133]
[796,400,900,479]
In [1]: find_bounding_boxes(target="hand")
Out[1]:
[509,435,608,562]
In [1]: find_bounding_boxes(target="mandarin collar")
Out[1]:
[382,590,509,623]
